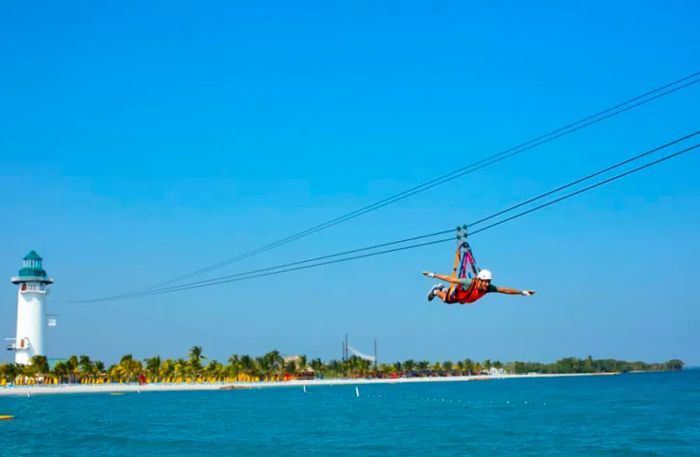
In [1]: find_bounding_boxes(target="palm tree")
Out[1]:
[227,355,242,378]
[29,355,49,377]
[378,363,394,377]
[358,357,372,376]
[298,355,308,372]
[255,355,269,377]
[240,355,256,377]
[326,359,342,377]
[160,359,175,380]
[115,354,143,382]
[204,360,224,379]
[404,359,416,374]
[144,356,162,378]
[78,355,96,378]
[52,361,70,383]
[66,355,80,383]
[188,346,206,375]
[463,358,474,374]
[0,363,20,383]
[264,350,284,376]
[308,358,324,378]
[107,363,119,380]
[174,358,190,378]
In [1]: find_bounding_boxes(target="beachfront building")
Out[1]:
[8,251,54,365]
[487,367,506,376]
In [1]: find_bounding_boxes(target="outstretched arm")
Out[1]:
[495,286,535,296]
[422,271,462,284]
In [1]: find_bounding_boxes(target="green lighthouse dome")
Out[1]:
[11,250,53,284]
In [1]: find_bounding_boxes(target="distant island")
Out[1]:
[0,347,684,386]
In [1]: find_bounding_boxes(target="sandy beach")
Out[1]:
[0,372,619,397]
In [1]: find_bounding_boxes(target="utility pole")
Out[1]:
[374,338,378,373]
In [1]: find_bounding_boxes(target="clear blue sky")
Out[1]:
[1,1,699,366]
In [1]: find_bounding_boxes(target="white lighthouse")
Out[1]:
[9,251,53,365]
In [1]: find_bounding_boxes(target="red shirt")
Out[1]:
[449,279,496,304]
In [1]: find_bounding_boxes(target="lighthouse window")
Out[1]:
[21,283,27,291]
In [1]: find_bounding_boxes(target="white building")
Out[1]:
[8,251,53,365]
[487,367,506,376]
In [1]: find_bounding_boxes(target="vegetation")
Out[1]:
[0,348,684,386]
[509,356,684,374]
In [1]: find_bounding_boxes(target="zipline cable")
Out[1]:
[142,72,700,290]
[72,134,699,303]
[136,141,700,295]
[81,130,699,300]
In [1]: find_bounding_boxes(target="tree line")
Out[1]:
[0,347,684,385]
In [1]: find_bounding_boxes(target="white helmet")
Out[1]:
[477,269,492,281]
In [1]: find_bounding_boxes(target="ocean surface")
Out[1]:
[1,370,699,456]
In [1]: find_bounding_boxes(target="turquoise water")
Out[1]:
[1,371,699,456]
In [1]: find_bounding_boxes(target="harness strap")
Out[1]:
[464,243,480,277]
[448,225,481,300]
[448,241,462,296]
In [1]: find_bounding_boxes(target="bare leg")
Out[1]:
[434,289,448,302]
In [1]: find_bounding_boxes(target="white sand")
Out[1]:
[0,372,618,397]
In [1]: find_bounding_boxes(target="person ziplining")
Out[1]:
[422,226,535,305]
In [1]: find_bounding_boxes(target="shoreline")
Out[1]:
[0,372,620,397]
